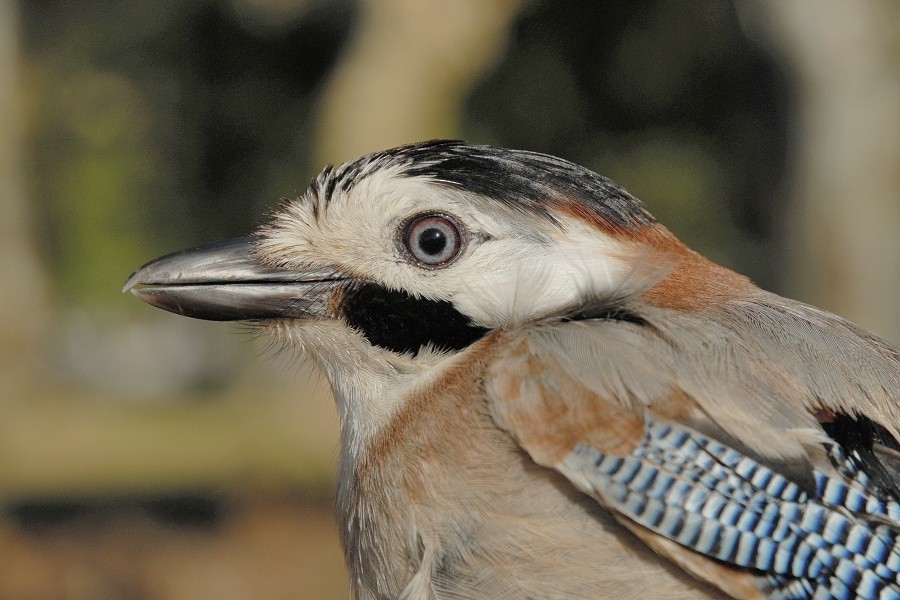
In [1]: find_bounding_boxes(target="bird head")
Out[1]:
[124,140,750,435]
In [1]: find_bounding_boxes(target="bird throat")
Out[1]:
[341,283,490,356]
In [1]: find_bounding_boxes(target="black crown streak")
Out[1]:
[341,283,489,356]
[311,140,655,230]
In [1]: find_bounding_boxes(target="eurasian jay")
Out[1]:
[125,140,900,599]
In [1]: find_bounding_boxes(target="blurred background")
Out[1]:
[1,0,899,598]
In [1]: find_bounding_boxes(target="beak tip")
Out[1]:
[122,270,142,293]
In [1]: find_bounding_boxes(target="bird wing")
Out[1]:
[485,293,900,599]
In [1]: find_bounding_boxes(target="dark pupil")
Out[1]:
[418,227,447,256]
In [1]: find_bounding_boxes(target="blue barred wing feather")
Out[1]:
[561,418,900,600]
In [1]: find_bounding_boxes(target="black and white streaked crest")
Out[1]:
[308,140,656,230]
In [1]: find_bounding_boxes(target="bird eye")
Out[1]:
[402,213,464,267]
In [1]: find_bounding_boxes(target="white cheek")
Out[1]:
[449,234,632,326]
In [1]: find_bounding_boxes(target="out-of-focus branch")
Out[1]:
[315,0,526,165]
[744,1,900,343]
[0,0,50,400]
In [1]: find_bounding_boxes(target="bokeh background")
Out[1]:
[2,0,899,598]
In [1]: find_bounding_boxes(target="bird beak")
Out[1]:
[123,237,342,321]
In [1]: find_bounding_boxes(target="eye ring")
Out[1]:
[400,212,465,268]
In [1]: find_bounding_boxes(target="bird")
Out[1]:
[124,140,900,600]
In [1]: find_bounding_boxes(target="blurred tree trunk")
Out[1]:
[0,0,49,400]
[748,1,900,344]
[315,0,526,165]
